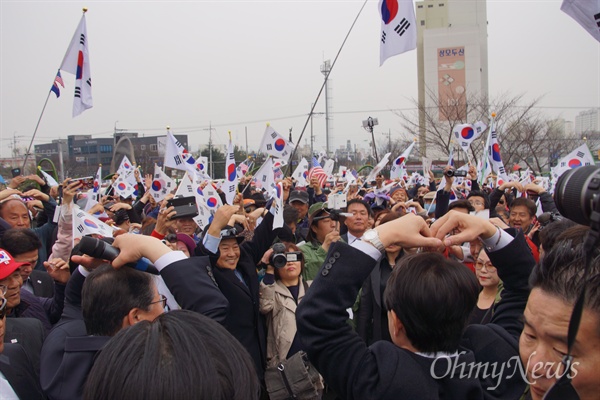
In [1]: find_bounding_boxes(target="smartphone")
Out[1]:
[11,168,21,178]
[166,196,199,220]
[69,176,93,189]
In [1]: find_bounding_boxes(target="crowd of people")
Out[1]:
[0,163,598,400]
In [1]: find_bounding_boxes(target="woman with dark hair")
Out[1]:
[259,242,314,367]
[83,310,260,400]
[468,248,502,325]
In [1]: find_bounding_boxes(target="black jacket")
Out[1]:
[297,230,534,400]
[195,212,282,380]
[40,255,228,400]
[4,317,46,380]
[28,270,55,298]
[0,343,46,399]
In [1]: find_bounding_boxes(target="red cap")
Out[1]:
[0,249,26,280]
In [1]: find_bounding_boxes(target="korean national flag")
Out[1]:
[379,0,417,66]
[258,125,295,159]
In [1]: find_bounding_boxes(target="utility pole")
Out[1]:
[203,122,215,178]
[245,126,248,157]
[382,129,392,154]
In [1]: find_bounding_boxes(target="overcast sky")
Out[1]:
[1,0,598,160]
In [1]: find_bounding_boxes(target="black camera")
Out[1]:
[269,242,304,269]
[555,165,600,226]
[444,169,468,178]
[166,196,199,220]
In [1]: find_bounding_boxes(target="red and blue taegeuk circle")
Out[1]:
[568,159,582,168]
[274,139,286,152]
[83,219,98,229]
[152,180,162,191]
[395,157,405,165]
[491,144,502,162]
[197,187,203,196]
[461,126,474,139]
[207,197,218,208]
[118,183,127,190]
[227,164,236,181]
[380,0,398,25]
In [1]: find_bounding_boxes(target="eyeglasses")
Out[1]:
[0,284,6,296]
[0,297,7,319]
[475,261,496,272]
[469,200,484,206]
[149,294,168,311]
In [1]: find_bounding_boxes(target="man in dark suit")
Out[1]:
[196,204,283,382]
[1,228,55,297]
[0,291,46,399]
[297,212,535,399]
[40,234,229,400]
[341,199,371,244]
[4,317,45,377]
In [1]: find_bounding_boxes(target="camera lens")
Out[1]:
[269,243,288,268]
[555,166,600,226]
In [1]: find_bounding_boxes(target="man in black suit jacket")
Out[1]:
[1,228,55,298]
[196,204,283,382]
[0,293,46,399]
[4,317,45,378]
[40,234,229,400]
[297,212,534,400]
[27,270,55,298]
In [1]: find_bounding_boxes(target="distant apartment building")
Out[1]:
[574,108,600,135]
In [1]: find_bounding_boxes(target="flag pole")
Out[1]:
[283,0,369,177]
[22,91,53,172]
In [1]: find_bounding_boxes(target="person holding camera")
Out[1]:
[259,243,313,366]
[300,203,342,281]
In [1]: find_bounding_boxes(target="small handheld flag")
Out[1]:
[50,71,65,98]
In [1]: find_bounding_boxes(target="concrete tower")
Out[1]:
[416,0,489,156]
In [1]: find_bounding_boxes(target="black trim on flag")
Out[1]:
[595,13,600,28]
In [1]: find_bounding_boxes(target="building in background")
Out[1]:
[35,132,188,178]
[574,108,600,136]
[416,0,489,156]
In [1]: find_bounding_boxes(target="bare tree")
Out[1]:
[391,90,578,174]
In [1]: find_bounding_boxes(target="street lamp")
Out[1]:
[362,117,379,163]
